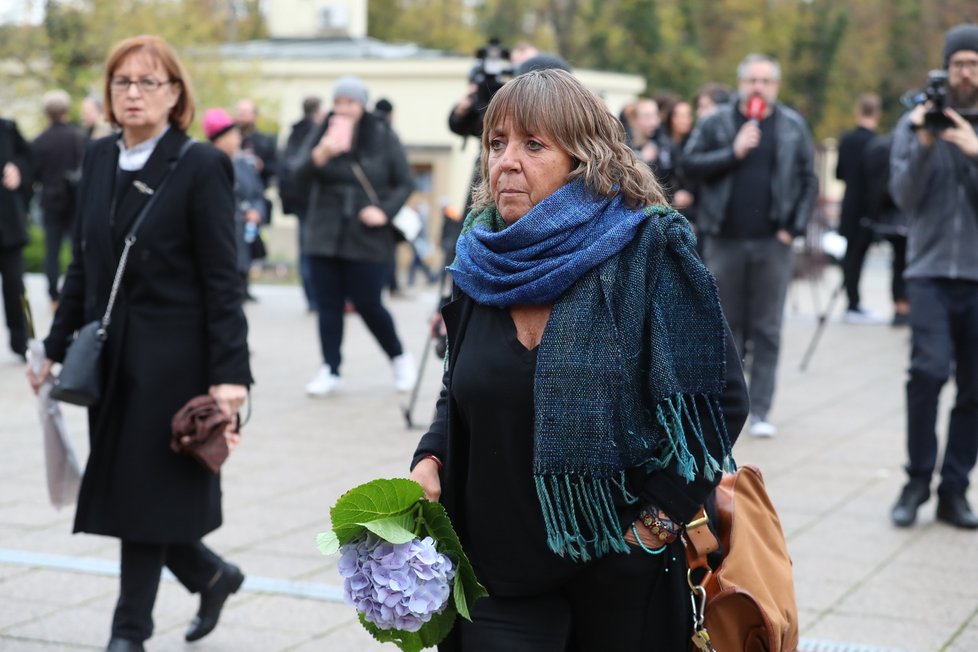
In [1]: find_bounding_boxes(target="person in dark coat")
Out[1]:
[235,98,277,223]
[0,115,32,361]
[204,107,268,299]
[32,89,87,304]
[27,35,252,652]
[295,75,416,397]
[279,96,324,311]
[836,93,886,323]
[410,69,748,651]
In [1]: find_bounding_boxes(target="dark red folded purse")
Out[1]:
[170,395,232,474]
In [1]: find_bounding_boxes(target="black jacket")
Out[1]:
[278,117,317,215]
[835,125,876,238]
[0,118,33,249]
[45,128,252,542]
[683,102,818,237]
[33,121,86,219]
[295,111,413,263]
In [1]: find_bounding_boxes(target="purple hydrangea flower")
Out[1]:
[338,533,457,632]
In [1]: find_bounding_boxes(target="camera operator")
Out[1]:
[889,24,978,530]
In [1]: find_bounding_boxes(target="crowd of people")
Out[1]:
[2,20,975,652]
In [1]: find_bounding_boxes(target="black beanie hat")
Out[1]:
[514,53,572,76]
[943,24,978,67]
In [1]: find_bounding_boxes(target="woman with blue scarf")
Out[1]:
[410,69,749,651]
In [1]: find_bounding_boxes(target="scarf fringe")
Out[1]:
[535,473,632,562]
[535,393,734,561]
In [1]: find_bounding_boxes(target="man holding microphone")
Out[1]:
[684,53,818,438]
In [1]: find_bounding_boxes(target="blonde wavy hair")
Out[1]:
[471,69,665,211]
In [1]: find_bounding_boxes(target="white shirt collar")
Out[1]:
[116,126,170,171]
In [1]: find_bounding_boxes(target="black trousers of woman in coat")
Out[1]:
[112,540,225,642]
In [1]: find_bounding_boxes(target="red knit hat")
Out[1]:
[203,108,236,142]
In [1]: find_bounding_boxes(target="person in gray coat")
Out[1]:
[888,24,978,530]
[683,53,818,439]
[295,76,416,397]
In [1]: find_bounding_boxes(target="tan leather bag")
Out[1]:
[684,465,799,652]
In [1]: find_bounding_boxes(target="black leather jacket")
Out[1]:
[682,102,818,237]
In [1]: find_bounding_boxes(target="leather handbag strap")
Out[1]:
[683,506,719,572]
[99,138,196,335]
[349,160,382,206]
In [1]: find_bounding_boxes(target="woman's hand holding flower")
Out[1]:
[410,458,441,503]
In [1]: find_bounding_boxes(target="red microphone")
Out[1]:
[746,96,766,122]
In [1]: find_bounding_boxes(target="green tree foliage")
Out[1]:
[365,0,977,139]
[0,0,267,135]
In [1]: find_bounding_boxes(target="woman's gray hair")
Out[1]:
[471,69,665,211]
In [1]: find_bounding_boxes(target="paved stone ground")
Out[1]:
[1,249,976,652]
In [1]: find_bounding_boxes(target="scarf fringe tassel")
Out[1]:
[535,393,734,561]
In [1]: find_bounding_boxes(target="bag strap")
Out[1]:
[349,160,382,207]
[98,138,196,337]
[683,506,720,651]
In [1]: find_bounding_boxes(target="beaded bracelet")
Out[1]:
[639,507,680,544]
[631,524,668,555]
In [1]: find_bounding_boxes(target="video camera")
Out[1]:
[902,69,978,131]
[470,38,512,110]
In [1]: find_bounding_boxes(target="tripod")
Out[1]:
[401,268,452,429]
[798,279,845,373]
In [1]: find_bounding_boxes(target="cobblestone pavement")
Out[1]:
[1,253,976,651]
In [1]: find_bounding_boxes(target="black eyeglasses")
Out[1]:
[110,77,174,93]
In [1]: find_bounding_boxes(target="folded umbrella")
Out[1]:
[24,294,82,508]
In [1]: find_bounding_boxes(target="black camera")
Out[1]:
[470,38,512,114]
[902,69,978,131]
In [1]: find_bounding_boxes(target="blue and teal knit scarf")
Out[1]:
[450,179,734,561]
[448,180,648,306]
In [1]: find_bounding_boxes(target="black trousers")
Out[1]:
[0,246,27,356]
[112,540,224,642]
[450,542,691,652]
[42,211,72,301]
[905,278,978,494]
[309,255,403,374]
[843,227,908,310]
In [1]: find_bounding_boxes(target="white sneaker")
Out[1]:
[749,418,777,438]
[306,365,340,397]
[844,306,886,324]
[392,353,417,393]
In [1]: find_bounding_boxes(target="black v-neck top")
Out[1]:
[452,303,580,596]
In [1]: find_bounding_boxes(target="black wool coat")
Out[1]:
[44,128,253,543]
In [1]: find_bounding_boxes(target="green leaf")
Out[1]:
[418,501,487,621]
[314,530,340,556]
[418,603,458,648]
[359,612,425,652]
[330,478,424,544]
[360,513,417,544]
[357,603,458,652]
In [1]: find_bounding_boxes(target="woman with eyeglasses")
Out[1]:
[26,35,252,652]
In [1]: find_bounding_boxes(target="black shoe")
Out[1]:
[936,492,978,529]
[891,481,930,527]
[184,563,245,642]
[106,638,145,652]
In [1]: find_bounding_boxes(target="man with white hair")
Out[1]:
[33,89,86,305]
